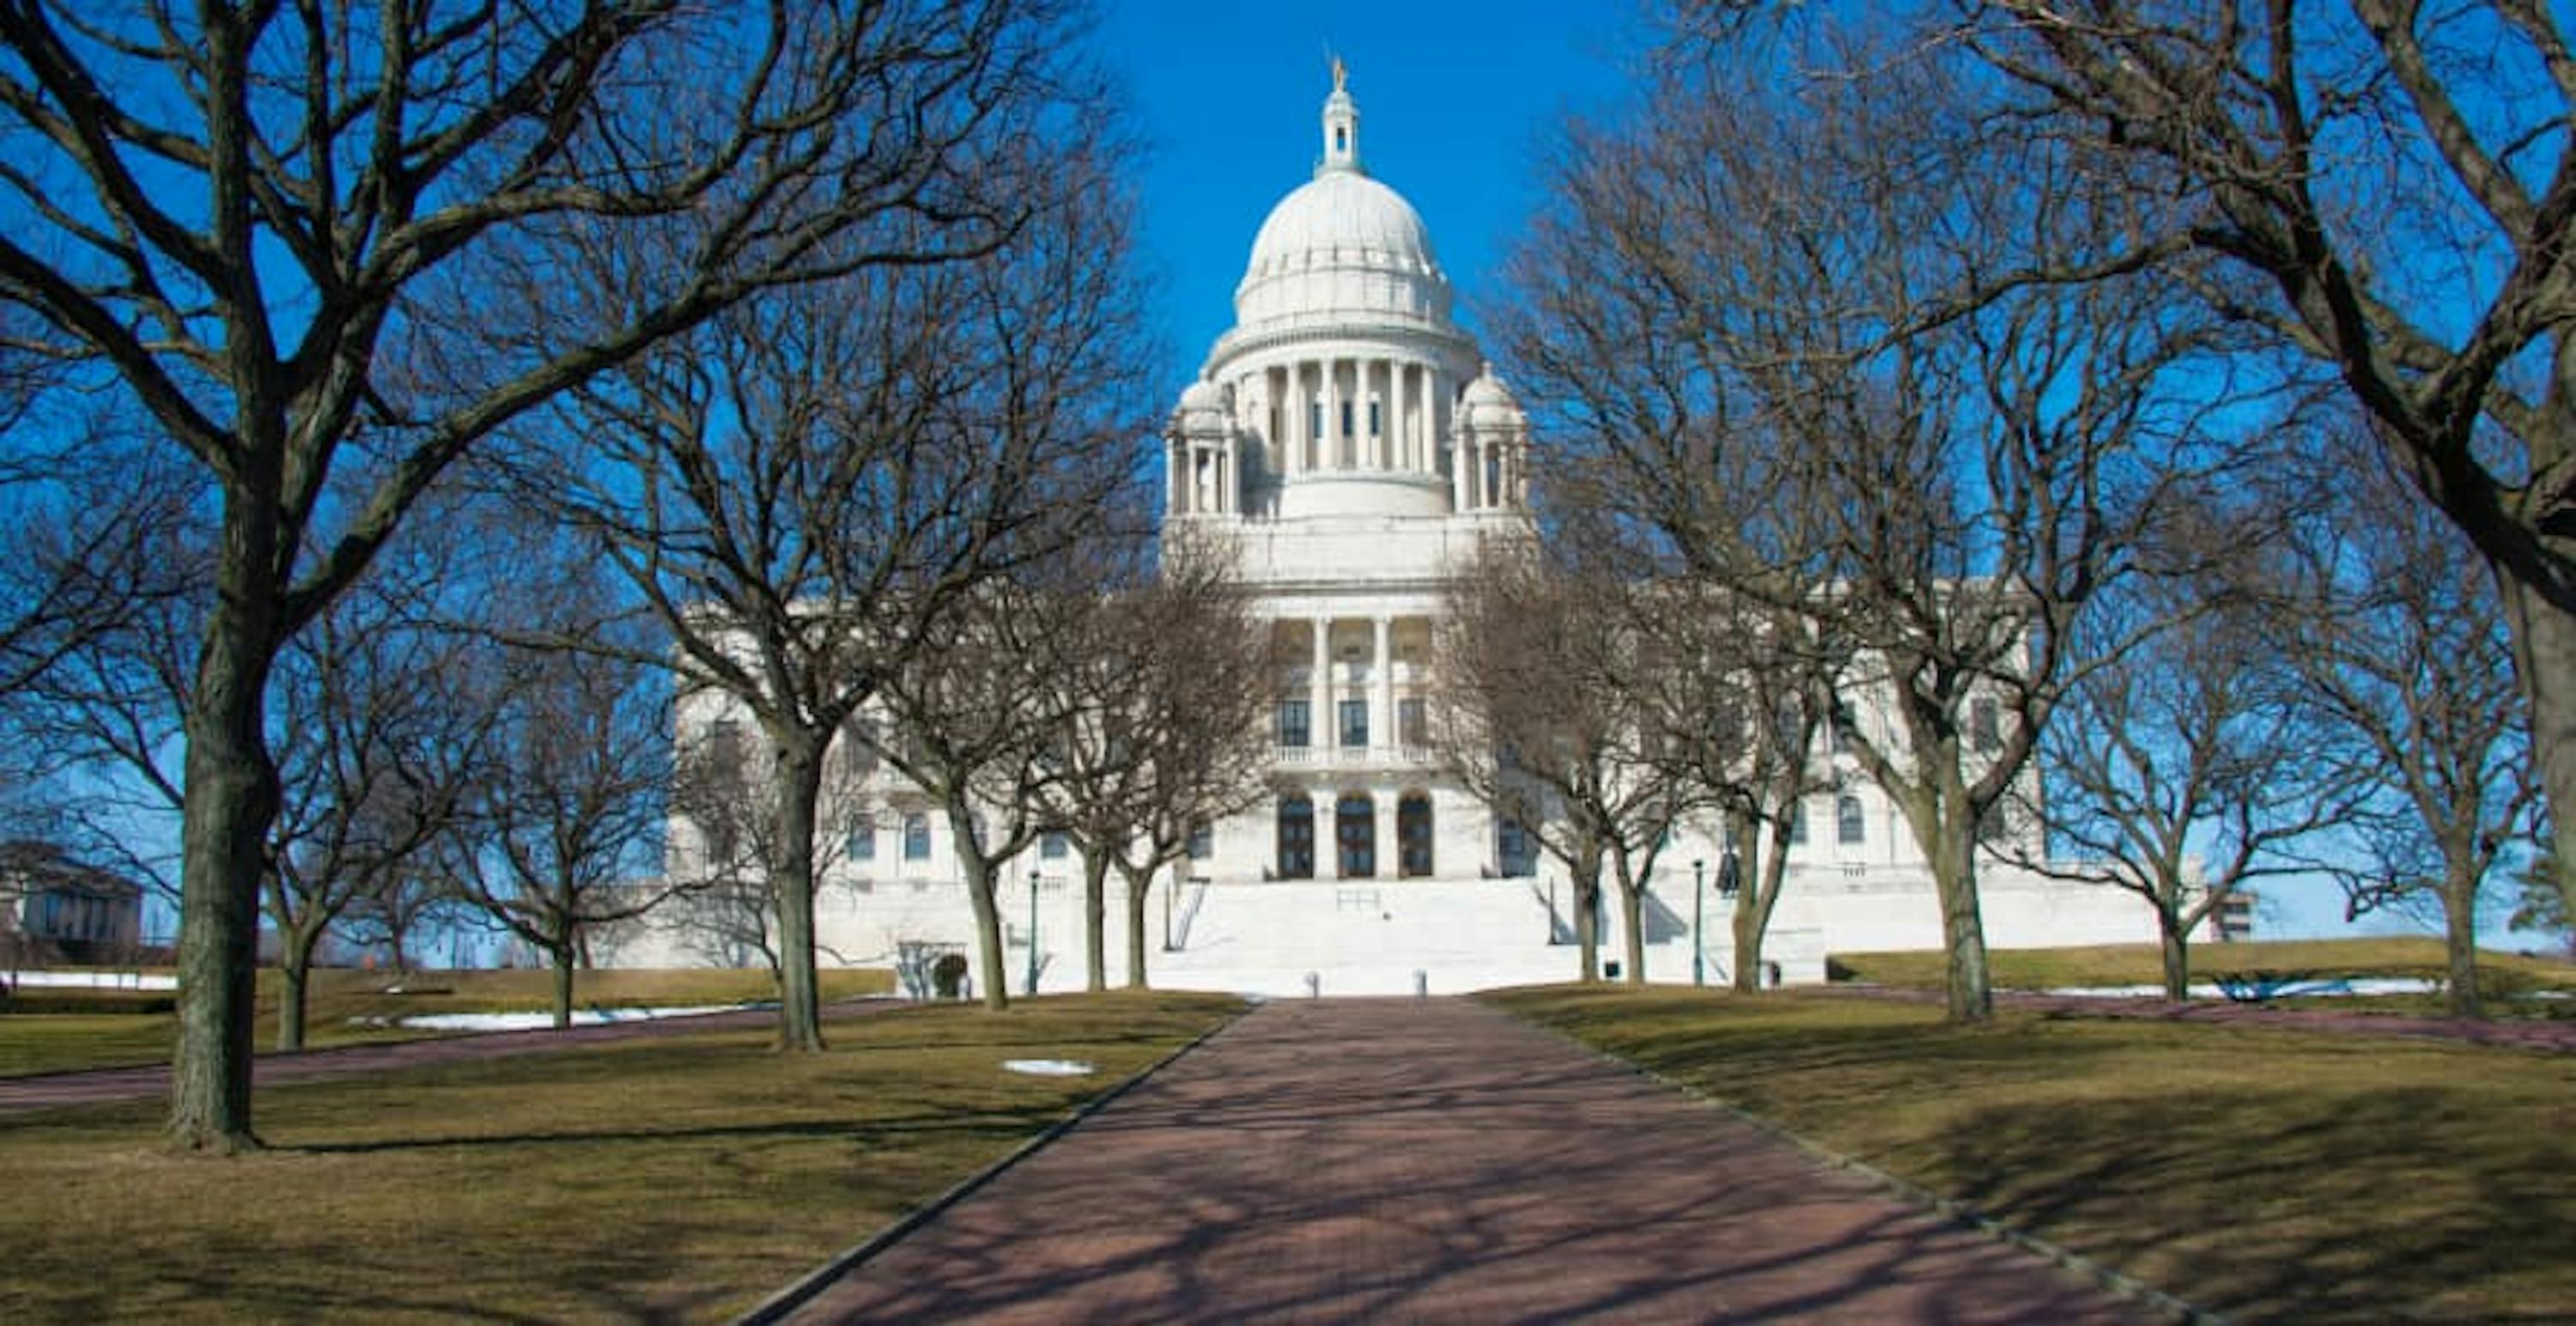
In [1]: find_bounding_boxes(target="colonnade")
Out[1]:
[1299,612,1419,757]
[1267,358,1446,478]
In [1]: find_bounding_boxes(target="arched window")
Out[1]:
[1336,793,1376,879]
[1836,794,1865,846]
[902,812,933,861]
[1277,795,1315,880]
[1398,794,1434,878]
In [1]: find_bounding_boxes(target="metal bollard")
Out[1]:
[1414,970,1428,1000]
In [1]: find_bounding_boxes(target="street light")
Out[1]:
[1025,867,1041,998]
[1692,859,1706,987]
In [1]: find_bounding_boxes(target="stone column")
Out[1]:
[1309,617,1331,753]
[1373,359,1390,469]
[1291,363,1309,475]
[1372,615,1394,755]
[1451,427,1470,512]
[1321,359,1340,470]
[1375,794,1398,880]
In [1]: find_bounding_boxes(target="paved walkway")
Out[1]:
[780,999,2149,1324]
[0,1000,896,1116]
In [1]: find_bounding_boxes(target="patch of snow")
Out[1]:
[1002,1059,1095,1077]
[350,1003,750,1031]
[2042,977,2443,1000]
[5,970,176,990]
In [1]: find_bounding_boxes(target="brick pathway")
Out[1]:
[778,998,2150,1324]
[0,1000,896,1116]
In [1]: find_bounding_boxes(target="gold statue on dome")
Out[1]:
[1331,54,1346,93]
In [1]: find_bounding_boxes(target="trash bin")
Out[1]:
[1604,960,1621,980]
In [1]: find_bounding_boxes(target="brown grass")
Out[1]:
[1832,935,2576,1004]
[0,966,896,1078]
[1488,984,2576,1322]
[0,990,1242,1323]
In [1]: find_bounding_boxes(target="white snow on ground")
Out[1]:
[2042,978,2442,999]
[6,970,176,990]
[1002,1059,1095,1076]
[350,1004,752,1031]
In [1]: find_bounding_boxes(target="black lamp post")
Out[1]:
[1692,859,1706,987]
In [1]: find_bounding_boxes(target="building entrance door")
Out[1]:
[1277,796,1315,879]
[1336,793,1376,878]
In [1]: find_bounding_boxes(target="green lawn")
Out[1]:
[0,967,897,1078]
[1489,984,2576,1322]
[0,990,1242,1323]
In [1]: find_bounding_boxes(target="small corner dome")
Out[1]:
[1461,368,1523,429]
[1173,378,1229,431]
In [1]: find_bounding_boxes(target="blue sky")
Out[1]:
[1093,0,1652,386]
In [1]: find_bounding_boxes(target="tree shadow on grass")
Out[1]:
[1938,1086,2576,1321]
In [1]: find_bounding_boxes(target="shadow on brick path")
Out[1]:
[780,998,2152,1324]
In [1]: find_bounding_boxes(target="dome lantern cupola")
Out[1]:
[1320,56,1361,176]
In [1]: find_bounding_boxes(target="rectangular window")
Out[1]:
[1368,400,1382,435]
[1833,703,1860,756]
[1277,699,1310,749]
[1340,698,1369,748]
[846,825,876,861]
[1041,830,1069,860]
[1397,697,1426,747]
[1310,401,1321,439]
[902,812,932,861]
[1970,697,2001,753]
[1188,820,1213,860]
[1788,800,1807,845]
[1340,399,1354,437]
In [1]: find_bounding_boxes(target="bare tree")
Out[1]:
[442,634,671,1030]
[264,541,494,1050]
[2275,430,2539,1018]
[537,127,1151,1041]
[1692,0,2576,928]
[1042,528,1272,990]
[1494,34,2214,1019]
[1437,541,1718,983]
[2020,538,2360,1000]
[868,575,1084,1011]
[0,0,1102,1150]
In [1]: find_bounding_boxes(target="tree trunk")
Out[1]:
[2501,577,2576,931]
[1732,820,1789,995]
[958,844,1011,1012]
[1081,849,1109,993]
[2442,869,2484,1020]
[168,504,285,1153]
[1929,820,1993,1022]
[276,922,320,1052]
[2158,903,2191,1002]
[1619,875,1647,985]
[766,733,829,1051]
[1121,861,1154,989]
[1572,873,1601,982]
[550,936,576,1030]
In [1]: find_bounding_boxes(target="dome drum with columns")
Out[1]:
[1163,66,1530,531]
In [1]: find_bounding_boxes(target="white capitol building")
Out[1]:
[609,72,2173,993]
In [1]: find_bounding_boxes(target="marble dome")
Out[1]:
[1230,78,1455,333]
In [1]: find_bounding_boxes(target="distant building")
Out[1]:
[0,842,144,966]
[607,70,2163,992]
